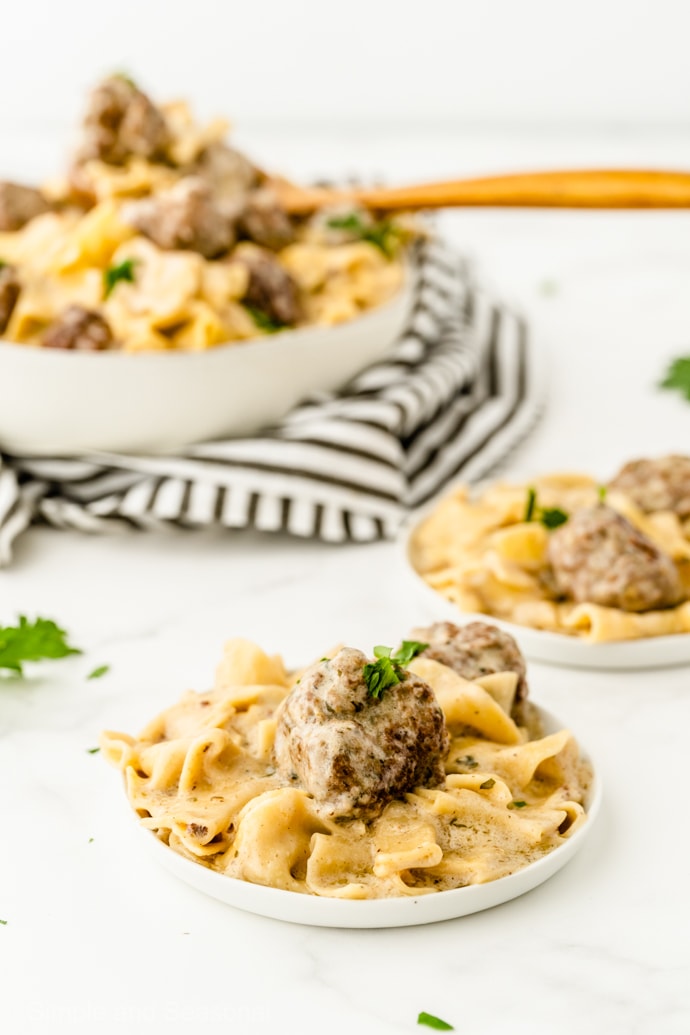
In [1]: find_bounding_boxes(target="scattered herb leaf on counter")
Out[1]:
[244,305,285,334]
[103,258,138,299]
[0,616,81,676]
[86,747,100,755]
[88,838,94,844]
[88,664,110,680]
[660,356,690,401]
[418,1012,454,1031]
[523,488,568,529]
[0,919,7,925]
[364,641,428,699]
[325,212,404,258]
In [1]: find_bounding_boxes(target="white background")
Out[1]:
[3,0,690,132]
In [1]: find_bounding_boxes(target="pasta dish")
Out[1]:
[0,75,406,353]
[410,455,690,642]
[102,622,591,899]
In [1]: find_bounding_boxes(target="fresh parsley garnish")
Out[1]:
[0,919,7,925]
[418,1012,454,1031]
[660,355,690,401]
[244,305,286,334]
[86,747,100,755]
[509,800,528,809]
[363,640,428,699]
[597,485,608,503]
[480,778,495,789]
[523,487,568,529]
[103,258,138,299]
[456,755,478,770]
[0,616,81,676]
[326,212,405,258]
[88,664,110,680]
[88,837,95,843]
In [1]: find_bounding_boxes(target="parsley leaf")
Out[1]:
[0,919,7,925]
[87,664,110,680]
[509,800,528,809]
[363,640,428,699]
[418,1012,454,1031]
[86,747,100,755]
[244,305,286,334]
[524,488,568,529]
[660,356,690,401]
[480,778,495,789]
[326,212,405,259]
[598,485,608,503]
[103,258,138,299]
[0,616,81,676]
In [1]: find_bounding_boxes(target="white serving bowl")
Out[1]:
[0,274,413,456]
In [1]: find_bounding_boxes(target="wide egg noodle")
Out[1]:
[102,639,591,899]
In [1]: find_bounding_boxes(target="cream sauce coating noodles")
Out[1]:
[410,473,690,642]
[101,638,591,899]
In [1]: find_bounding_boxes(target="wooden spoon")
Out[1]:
[273,168,690,215]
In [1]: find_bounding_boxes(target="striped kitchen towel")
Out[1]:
[0,239,543,565]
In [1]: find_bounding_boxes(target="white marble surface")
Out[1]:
[2,129,690,1034]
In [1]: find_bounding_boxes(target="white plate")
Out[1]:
[402,507,690,671]
[138,706,600,929]
[0,272,412,456]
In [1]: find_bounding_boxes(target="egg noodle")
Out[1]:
[0,102,403,352]
[410,473,690,643]
[101,637,591,899]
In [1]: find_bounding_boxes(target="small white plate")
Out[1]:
[402,508,690,671]
[138,706,600,929]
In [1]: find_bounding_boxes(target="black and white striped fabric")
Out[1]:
[0,240,542,566]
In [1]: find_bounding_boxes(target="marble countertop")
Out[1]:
[2,128,690,1035]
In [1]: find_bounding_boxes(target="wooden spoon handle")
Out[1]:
[277,169,690,215]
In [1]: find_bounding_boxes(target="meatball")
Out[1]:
[121,177,235,259]
[237,188,296,251]
[77,75,169,165]
[234,245,302,326]
[411,621,528,703]
[608,455,690,520]
[42,306,113,351]
[273,647,449,820]
[547,504,683,612]
[0,264,21,334]
[0,181,51,232]
[190,142,259,202]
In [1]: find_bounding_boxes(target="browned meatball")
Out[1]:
[0,181,51,232]
[608,455,690,520]
[274,647,449,820]
[42,306,113,351]
[122,178,235,259]
[237,188,296,251]
[190,142,259,202]
[0,264,21,333]
[411,621,528,703]
[77,75,169,165]
[234,246,302,326]
[547,504,683,612]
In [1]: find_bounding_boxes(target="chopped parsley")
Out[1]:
[480,778,495,789]
[88,837,94,844]
[0,919,7,925]
[455,755,479,770]
[660,355,690,401]
[325,212,405,258]
[103,258,138,299]
[363,640,428,699]
[418,1012,454,1031]
[244,305,286,334]
[509,800,528,809]
[0,616,81,676]
[88,664,110,680]
[523,487,568,529]
[597,485,608,503]
[86,747,100,755]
